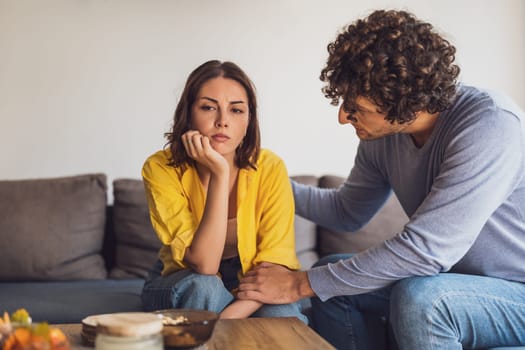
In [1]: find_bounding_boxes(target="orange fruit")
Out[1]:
[48,328,70,350]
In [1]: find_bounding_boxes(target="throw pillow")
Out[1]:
[290,175,320,269]
[0,174,108,281]
[110,179,160,279]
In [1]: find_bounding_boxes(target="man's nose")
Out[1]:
[338,105,356,125]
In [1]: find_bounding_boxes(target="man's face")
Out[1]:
[338,96,409,140]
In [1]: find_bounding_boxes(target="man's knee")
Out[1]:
[392,276,434,309]
[390,275,451,329]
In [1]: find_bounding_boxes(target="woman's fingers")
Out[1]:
[182,131,203,158]
[182,131,217,161]
[190,133,204,154]
[181,131,227,173]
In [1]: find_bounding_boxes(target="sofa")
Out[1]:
[0,173,408,324]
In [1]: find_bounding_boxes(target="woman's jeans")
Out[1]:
[141,260,308,324]
[311,254,525,350]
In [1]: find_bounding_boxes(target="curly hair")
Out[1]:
[320,9,460,123]
[165,60,260,170]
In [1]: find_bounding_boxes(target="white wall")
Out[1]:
[1,0,524,201]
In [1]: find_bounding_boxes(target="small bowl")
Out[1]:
[154,309,218,349]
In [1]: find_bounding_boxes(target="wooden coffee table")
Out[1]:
[55,317,335,349]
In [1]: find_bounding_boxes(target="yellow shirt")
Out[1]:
[142,148,300,276]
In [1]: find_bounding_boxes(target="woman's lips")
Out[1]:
[212,134,230,142]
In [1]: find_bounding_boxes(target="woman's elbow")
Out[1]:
[184,258,219,275]
[192,265,219,275]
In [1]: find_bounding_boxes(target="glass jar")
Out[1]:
[94,312,163,350]
[95,332,163,350]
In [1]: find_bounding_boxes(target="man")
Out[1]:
[238,9,525,350]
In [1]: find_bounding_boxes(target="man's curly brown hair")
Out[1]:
[320,9,460,123]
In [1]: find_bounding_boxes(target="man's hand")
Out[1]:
[237,262,316,304]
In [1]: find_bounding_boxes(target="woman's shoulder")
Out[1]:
[142,149,183,178]
[143,149,174,168]
[256,148,285,168]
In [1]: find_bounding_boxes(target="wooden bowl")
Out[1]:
[154,309,218,349]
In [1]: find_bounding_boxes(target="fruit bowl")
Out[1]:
[0,309,70,350]
[154,309,218,349]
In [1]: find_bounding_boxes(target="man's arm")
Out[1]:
[291,154,392,233]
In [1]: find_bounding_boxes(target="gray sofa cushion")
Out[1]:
[0,279,144,323]
[0,174,108,281]
[290,175,320,269]
[110,179,161,279]
[317,175,409,255]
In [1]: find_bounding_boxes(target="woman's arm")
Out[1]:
[182,131,231,275]
[219,299,262,319]
[183,171,229,274]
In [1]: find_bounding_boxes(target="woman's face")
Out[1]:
[190,77,250,159]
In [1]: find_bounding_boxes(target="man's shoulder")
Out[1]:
[455,85,523,118]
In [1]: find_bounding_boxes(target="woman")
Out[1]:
[141,60,307,323]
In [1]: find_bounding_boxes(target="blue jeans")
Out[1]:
[142,260,308,324]
[311,254,525,350]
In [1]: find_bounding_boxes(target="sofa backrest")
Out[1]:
[108,179,161,279]
[0,173,409,280]
[0,174,109,281]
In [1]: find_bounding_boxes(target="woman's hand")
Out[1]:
[182,130,228,174]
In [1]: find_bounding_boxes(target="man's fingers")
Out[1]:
[242,270,254,277]
[248,262,272,272]
[239,274,257,283]
[256,262,273,268]
[237,290,266,303]
[238,279,258,291]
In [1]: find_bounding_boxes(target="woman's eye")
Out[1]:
[200,105,215,111]
[232,108,245,114]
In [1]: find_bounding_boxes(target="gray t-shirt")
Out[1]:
[294,85,525,301]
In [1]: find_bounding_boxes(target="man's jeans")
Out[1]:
[311,254,525,350]
[141,260,308,324]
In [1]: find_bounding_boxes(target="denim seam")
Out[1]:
[343,304,356,350]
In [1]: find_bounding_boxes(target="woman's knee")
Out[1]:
[142,271,227,311]
[179,274,224,296]
[255,303,309,324]
[177,274,233,312]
